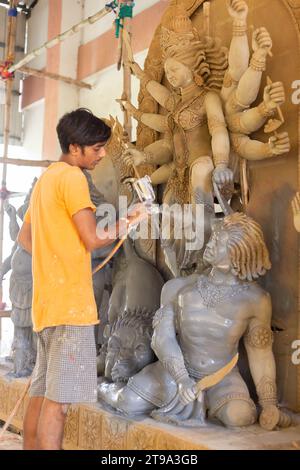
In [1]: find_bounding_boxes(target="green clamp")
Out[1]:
[115,2,134,38]
[119,3,134,19]
[115,18,123,38]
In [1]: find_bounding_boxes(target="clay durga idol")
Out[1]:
[122,0,290,206]
[119,0,290,276]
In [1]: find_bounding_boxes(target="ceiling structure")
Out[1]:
[0,1,39,17]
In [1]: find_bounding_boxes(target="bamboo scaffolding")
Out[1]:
[0,157,53,167]
[0,309,11,318]
[121,1,133,141]
[8,3,117,74]
[0,0,18,307]
[18,66,92,90]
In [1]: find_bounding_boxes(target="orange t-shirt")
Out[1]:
[24,162,98,332]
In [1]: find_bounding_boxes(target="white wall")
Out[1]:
[21,0,49,159]
[26,0,49,70]
[79,49,148,141]
[23,101,45,159]
[57,0,83,117]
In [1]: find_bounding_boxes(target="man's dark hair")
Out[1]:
[56,108,111,154]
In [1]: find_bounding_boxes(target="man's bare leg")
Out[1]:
[36,398,69,450]
[23,396,44,450]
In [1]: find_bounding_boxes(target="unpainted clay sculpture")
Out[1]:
[121,0,290,275]
[3,180,37,377]
[98,213,291,431]
[98,238,164,382]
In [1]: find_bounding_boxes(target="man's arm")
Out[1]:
[17,221,32,254]
[72,204,148,253]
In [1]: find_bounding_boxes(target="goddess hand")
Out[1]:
[268,132,290,156]
[263,82,285,111]
[252,27,272,57]
[213,165,234,187]
[123,148,145,167]
[227,0,248,21]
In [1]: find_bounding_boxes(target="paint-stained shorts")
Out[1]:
[29,325,97,403]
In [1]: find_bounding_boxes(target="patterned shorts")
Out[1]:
[29,325,97,403]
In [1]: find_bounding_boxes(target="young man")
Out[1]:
[18,108,147,450]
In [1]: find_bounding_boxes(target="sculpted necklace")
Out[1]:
[196,274,251,308]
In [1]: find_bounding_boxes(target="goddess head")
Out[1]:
[161,2,227,90]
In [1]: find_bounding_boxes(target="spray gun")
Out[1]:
[131,174,156,210]
[92,151,156,276]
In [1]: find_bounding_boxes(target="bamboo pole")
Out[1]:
[0,157,53,167]
[121,1,133,141]
[18,66,92,90]
[0,0,18,308]
[0,309,12,318]
[8,3,117,74]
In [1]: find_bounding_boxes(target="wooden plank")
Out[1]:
[0,310,12,318]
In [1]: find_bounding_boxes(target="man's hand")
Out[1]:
[268,132,290,156]
[178,376,197,405]
[227,0,248,21]
[252,27,272,57]
[263,82,285,111]
[127,202,149,227]
[292,192,300,233]
[124,148,145,167]
[213,164,234,187]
